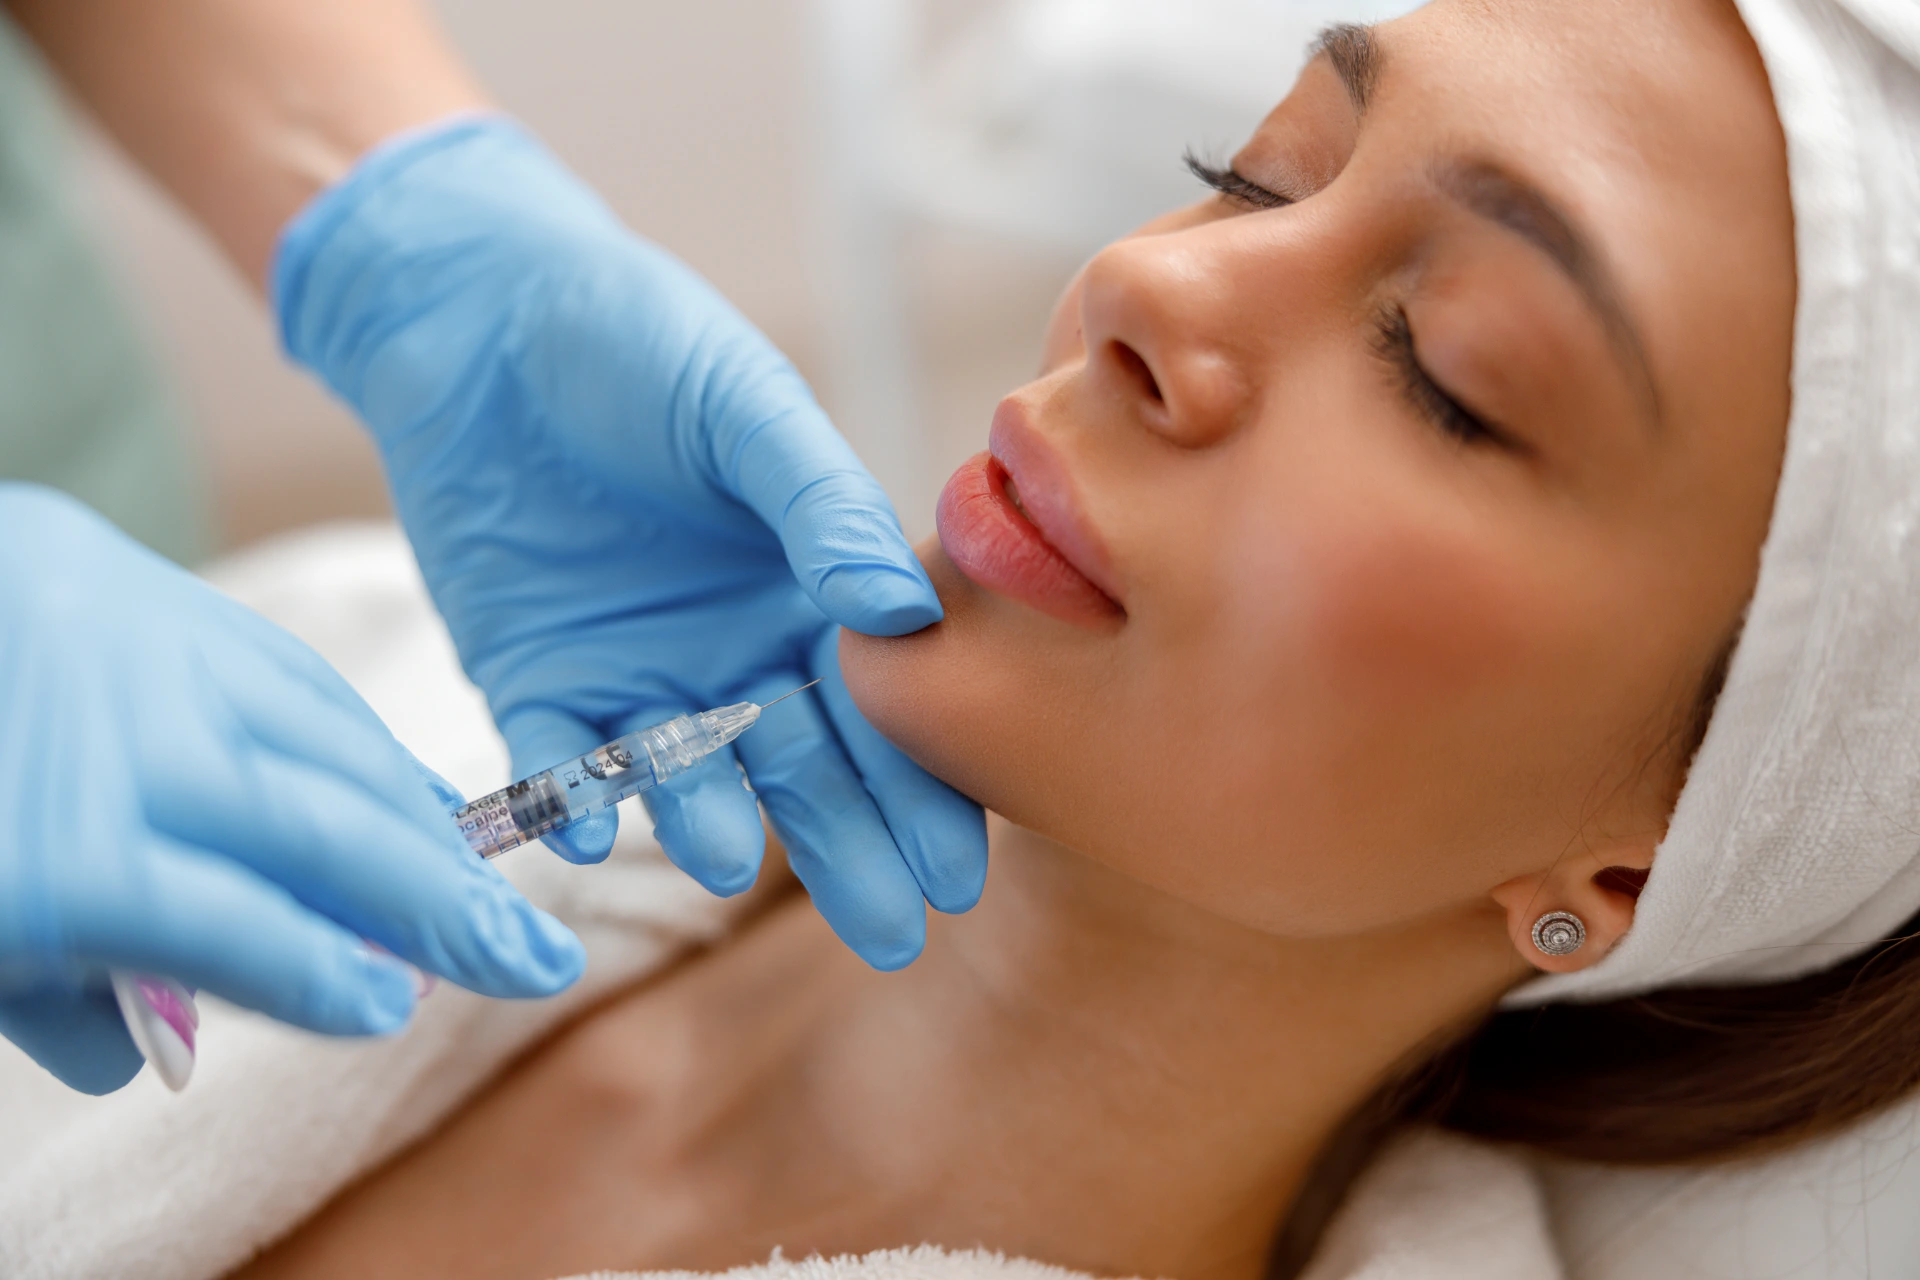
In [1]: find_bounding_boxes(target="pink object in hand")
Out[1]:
[134,976,198,1051]
[110,971,199,1092]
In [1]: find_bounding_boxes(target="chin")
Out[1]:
[840,541,987,795]
[839,537,1131,862]
[838,540,1046,816]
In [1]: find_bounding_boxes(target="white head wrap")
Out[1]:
[1516,0,1920,1004]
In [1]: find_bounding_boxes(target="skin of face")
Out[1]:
[845,0,1796,951]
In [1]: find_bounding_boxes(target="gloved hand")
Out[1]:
[0,485,584,1094]
[275,116,986,969]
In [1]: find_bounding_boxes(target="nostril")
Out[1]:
[1109,340,1162,404]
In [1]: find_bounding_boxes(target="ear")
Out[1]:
[1489,838,1657,974]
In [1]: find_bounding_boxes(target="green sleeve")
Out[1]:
[0,12,210,565]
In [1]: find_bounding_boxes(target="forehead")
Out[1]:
[1379,0,1761,181]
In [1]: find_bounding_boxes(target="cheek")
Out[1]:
[1238,504,1533,703]
[1149,408,1545,743]
[1125,458,1585,930]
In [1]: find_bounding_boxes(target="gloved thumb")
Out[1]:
[729,402,942,638]
[0,984,144,1095]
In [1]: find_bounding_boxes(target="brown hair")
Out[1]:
[1270,643,1920,1274]
[1269,917,1920,1277]
[1421,911,1920,1161]
[1418,635,1920,1165]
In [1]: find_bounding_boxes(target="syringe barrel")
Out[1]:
[452,770,574,859]
[450,703,761,860]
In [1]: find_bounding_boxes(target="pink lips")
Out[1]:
[935,400,1123,629]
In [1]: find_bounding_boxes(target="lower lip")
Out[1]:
[936,452,1122,629]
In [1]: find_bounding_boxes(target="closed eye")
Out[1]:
[1184,151,1293,211]
[1372,305,1519,451]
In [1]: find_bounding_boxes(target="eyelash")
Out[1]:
[1186,152,1505,451]
[1372,307,1499,447]
[1184,151,1292,210]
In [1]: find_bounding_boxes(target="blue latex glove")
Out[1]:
[275,116,986,970]
[0,485,584,1094]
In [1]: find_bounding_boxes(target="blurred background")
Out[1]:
[49,0,1416,554]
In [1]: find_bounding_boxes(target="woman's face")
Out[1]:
[843,0,1794,937]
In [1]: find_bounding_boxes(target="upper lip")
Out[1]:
[988,399,1125,610]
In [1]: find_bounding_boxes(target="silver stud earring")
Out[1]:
[1531,911,1587,957]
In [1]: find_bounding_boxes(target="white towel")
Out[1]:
[561,1248,1138,1280]
[1519,0,1920,1003]
[563,1132,1564,1280]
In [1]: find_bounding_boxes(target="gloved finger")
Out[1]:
[394,746,478,872]
[211,587,391,732]
[66,837,424,1037]
[497,704,619,865]
[152,746,582,1000]
[209,620,472,844]
[0,984,143,1095]
[809,628,987,914]
[403,749,467,811]
[729,674,928,970]
[614,699,766,897]
[725,399,942,638]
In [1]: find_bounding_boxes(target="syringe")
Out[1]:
[452,682,817,860]
[116,681,817,1092]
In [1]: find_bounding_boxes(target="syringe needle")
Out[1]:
[758,679,822,711]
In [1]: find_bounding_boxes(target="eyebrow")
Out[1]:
[1311,23,1382,114]
[1437,161,1662,426]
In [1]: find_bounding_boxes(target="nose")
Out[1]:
[1076,228,1255,450]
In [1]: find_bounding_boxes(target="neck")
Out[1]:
[783,818,1522,1280]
